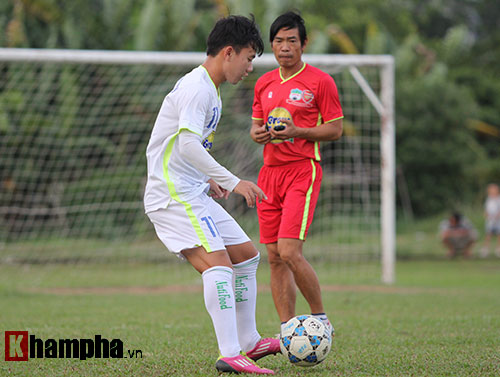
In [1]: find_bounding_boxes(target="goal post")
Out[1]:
[0,48,395,283]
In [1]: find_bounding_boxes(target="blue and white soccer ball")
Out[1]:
[280,315,332,367]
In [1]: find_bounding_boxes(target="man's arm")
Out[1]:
[270,118,343,142]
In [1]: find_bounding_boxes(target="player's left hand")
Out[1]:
[208,179,230,199]
[269,118,302,140]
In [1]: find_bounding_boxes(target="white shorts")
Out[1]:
[147,193,250,259]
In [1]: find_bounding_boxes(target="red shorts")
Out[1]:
[257,159,322,243]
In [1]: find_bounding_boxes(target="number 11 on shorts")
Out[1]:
[201,216,220,237]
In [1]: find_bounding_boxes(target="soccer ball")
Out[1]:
[280,315,332,367]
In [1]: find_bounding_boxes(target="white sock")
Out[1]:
[202,266,241,357]
[233,253,261,352]
[280,322,288,336]
[312,312,334,333]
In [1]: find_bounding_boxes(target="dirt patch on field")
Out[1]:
[26,284,443,295]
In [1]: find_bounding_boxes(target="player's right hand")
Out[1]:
[250,124,271,145]
[233,180,267,208]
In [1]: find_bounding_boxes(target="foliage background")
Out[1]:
[1,0,499,217]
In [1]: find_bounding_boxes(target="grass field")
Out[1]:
[1,245,499,376]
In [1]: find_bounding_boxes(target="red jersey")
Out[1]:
[252,63,343,166]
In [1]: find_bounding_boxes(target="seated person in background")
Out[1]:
[439,212,477,258]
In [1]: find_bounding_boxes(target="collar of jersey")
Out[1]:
[199,65,221,99]
[279,62,307,84]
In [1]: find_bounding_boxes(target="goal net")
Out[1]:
[0,49,394,283]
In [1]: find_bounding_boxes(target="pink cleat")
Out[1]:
[246,337,281,361]
[215,353,275,375]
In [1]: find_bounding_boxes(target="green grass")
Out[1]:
[1,258,499,376]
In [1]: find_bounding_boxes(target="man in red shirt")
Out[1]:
[250,11,343,337]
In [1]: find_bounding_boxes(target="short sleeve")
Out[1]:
[439,220,450,233]
[174,84,211,136]
[316,74,343,123]
[252,78,264,120]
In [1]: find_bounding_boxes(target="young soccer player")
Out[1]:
[144,15,279,375]
[481,183,500,257]
[250,11,343,337]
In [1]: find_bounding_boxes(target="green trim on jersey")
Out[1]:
[162,128,212,252]
[200,65,220,99]
[177,125,202,138]
[280,62,306,84]
[325,116,344,123]
[313,115,344,161]
[314,113,323,161]
[299,159,317,240]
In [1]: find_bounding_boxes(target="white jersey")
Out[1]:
[485,196,500,221]
[144,66,222,213]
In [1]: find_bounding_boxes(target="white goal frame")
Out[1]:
[0,48,395,284]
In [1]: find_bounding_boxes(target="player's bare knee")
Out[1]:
[227,241,259,264]
[278,250,304,271]
[267,251,286,268]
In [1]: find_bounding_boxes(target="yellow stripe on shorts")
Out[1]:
[299,159,317,240]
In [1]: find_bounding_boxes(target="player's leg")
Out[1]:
[226,241,260,351]
[275,238,333,335]
[181,246,240,357]
[183,247,273,374]
[481,229,491,258]
[226,242,280,360]
[256,164,296,324]
[148,203,240,357]
[266,242,296,323]
[276,160,333,333]
[207,197,279,361]
[148,200,273,374]
[495,230,500,257]
[277,238,334,335]
[277,238,324,314]
[207,196,259,350]
[181,245,232,272]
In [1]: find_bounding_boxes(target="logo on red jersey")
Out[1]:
[286,88,314,108]
[266,107,294,144]
[289,88,302,101]
[302,90,314,103]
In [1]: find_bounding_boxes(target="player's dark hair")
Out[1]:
[206,15,264,57]
[270,11,307,46]
[452,212,462,223]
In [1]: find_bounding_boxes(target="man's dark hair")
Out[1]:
[270,11,307,45]
[452,212,462,223]
[206,15,264,57]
